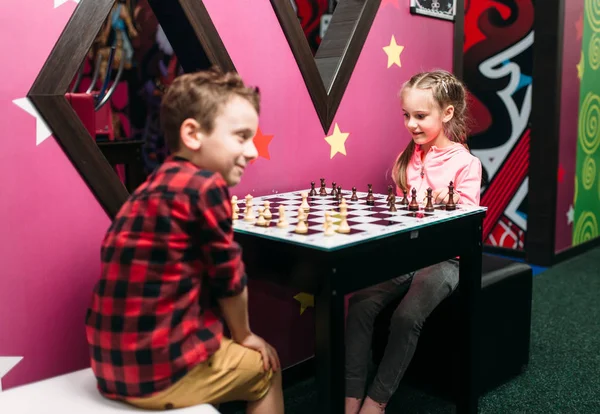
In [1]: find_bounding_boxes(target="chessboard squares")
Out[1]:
[368,219,407,227]
[402,212,434,219]
[368,212,398,219]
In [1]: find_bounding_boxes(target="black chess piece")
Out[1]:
[336,185,342,201]
[386,185,393,202]
[319,178,327,196]
[401,187,409,205]
[309,181,316,196]
[366,184,375,206]
[409,188,419,211]
[446,181,456,211]
[389,194,397,212]
[330,182,337,197]
[351,187,359,201]
[424,187,434,212]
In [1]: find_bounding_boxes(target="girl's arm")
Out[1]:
[455,157,483,206]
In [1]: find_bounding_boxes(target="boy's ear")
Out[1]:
[180,118,203,150]
[442,105,455,123]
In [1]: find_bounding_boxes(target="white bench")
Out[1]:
[0,368,220,413]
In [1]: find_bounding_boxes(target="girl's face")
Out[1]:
[401,87,453,149]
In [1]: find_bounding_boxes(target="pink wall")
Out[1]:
[555,0,584,253]
[0,0,453,390]
[203,0,453,197]
[0,1,110,390]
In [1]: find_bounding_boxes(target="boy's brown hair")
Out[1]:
[160,67,261,152]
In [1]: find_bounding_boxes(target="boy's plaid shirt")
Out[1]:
[85,156,247,399]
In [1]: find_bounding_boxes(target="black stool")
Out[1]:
[371,254,532,400]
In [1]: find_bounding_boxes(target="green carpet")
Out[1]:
[229,246,600,413]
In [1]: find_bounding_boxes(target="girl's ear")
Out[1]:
[442,105,455,123]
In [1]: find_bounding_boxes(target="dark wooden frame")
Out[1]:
[270,0,382,132]
[27,0,128,218]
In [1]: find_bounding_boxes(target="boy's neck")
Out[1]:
[172,149,202,168]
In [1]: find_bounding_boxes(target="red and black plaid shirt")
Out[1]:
[85,156,247,399]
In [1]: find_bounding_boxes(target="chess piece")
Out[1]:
[336,185,342,201]
[351,187,359,202]
[366,184,375,206]
[446,181,456,211]
[340,198,347,209]
[255,208,267,227]
[309,181,317,196]
[231,195,239,220]
[386,185,393,202]
[319,178,327,196]
[409,188,419,211]
[388,194,397,212]
[300,192,310,211]
[263,201,272,219]
[424,188,434,212]
[324,211,335,236]
[401,187,409,206]
[244,195,255,222]
[330,182,337,197]
[336,207,351,234]
[297,207,306,223]
[294,210,308,233]
[277,205,288,228]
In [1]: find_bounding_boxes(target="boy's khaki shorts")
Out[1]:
[126,338,273,410]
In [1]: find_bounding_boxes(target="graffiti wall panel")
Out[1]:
[464,0,534,251]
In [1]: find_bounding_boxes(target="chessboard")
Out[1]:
[232,183,487,251]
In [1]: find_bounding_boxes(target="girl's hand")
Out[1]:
[431,188,461,204]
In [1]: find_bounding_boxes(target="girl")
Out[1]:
[345,70,482,414]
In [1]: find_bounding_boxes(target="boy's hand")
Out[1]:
[238,333,281,372]
[430,188,461,204]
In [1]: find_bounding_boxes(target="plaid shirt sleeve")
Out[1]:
[198,174,247,298]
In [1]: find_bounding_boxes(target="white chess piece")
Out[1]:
[277,205,288,228]
[244,196,255,222]
[336,206,351,234]
[324,211,335,236]
[231,195,239,220]
[255,207,267,227]
[294,218,308,234]
[263,201,272,219]
[297,207,306,223]
[300,191,310,211]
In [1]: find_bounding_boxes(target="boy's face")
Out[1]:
[181,95,259,186]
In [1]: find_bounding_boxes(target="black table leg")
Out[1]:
[457,220,483,414]
[315,270,345,414]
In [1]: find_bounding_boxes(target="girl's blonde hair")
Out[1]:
[392,70,470,191]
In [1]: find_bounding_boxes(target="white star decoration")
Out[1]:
[54,0,79,8]
[567,205,574,225]
[13,98,53,146]
[0,357,23,392]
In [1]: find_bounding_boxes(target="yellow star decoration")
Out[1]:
[577,51,585,80]
[293,293,314,315]
[324,123,350,159]
[383,35,404,68]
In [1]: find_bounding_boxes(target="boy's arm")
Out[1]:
[199,177,247,300]
[217,286,251,342]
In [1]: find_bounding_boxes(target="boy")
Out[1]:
[85,69,284,413]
